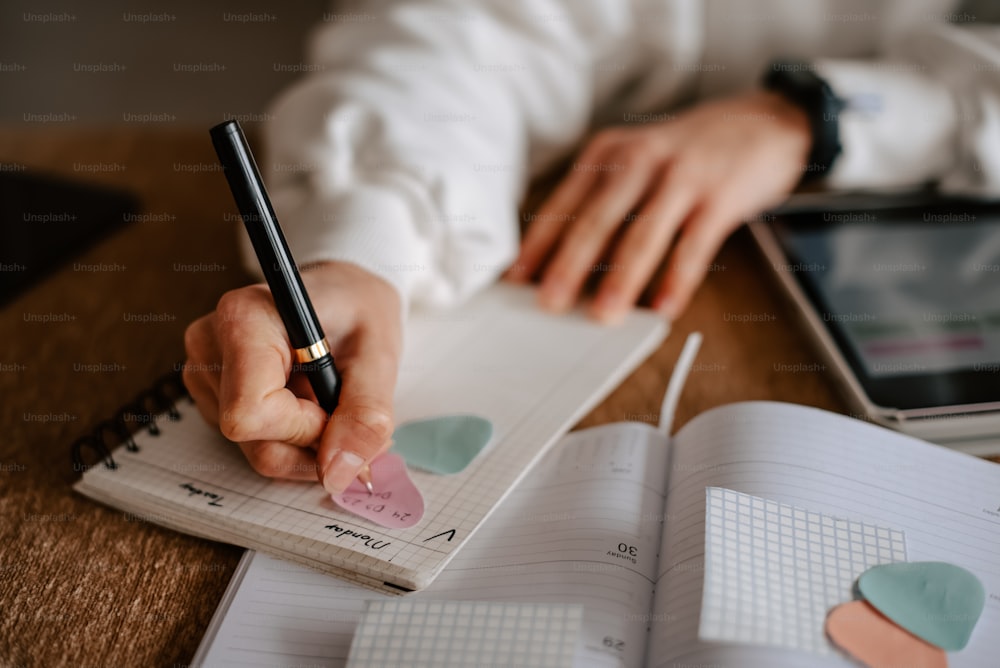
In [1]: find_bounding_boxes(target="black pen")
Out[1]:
[209,120,373,494]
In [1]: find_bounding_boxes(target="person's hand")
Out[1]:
[508,90,811,322]
[182,261,402,495]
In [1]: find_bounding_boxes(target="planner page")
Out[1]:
[646,401,1000,668]
[196,421,672,668]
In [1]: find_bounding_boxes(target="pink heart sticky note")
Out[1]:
[331,452,425,529]
[826,600,947,668]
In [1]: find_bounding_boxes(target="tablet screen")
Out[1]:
[769,198,1000,410]
[782,217,1000,378]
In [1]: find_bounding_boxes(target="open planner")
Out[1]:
[72,283,667,593]
[194,398,1000,667]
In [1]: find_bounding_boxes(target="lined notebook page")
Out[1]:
[195,422,671,668]
[75,284,666,591]
[647,401,1000,668]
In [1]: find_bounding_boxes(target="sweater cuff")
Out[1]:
[239,183,427,315]
[812,58,960,190]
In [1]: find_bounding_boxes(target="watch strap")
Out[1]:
[763,60,846,180]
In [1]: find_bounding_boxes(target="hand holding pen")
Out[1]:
[182,121,402,495]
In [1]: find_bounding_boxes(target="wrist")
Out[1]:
[301,260,403,325]
[757,90,812,144]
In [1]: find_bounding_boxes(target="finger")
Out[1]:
[185,379,220,427]
[316,330,400,494]
[538,147,657,311]
[214,288,329,447]
[182,316,223,425]
[652,205,734,320]
[238,440,320,481]
[509,147,606,283]
[373,437,394,459]
[286,373,317,402]
[590,170,701,323]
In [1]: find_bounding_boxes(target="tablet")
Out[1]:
[750,194,1000,451]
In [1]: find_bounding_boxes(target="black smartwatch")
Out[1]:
[762,60,846,180]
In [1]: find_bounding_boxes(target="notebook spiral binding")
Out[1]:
[71,370,190,473]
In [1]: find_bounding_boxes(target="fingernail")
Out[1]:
[506,261,527,281]
[540,282,570,311]
[594,287,620,312]
[654,296,678,320]
[322,449,366,495]
[594,304,626,325]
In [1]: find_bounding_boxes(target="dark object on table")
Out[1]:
[0,171,139,306]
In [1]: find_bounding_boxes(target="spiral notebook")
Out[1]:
[71,283,667,593]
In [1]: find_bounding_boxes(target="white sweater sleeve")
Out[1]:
[251,0,650,311]
[815,22,1000,195]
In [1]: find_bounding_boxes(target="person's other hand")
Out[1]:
[508,90,811,322]
[183,261,402,495]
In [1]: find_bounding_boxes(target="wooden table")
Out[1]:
[0,128,970,667]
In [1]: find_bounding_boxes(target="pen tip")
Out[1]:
[365,480,374,495]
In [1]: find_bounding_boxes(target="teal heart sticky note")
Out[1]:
[857,561,985,651]
[391,415,493,475]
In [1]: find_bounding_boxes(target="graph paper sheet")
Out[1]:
[699,487,907,655]
[347,600,583,668]
[74,283,666,592]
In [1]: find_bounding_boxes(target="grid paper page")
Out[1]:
[699,487,906,654]
[347,600,583,668]
[75,283,666,592]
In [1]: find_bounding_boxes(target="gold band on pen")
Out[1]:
[294,338,331,364]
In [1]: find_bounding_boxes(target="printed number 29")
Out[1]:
[603,636,625,652]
